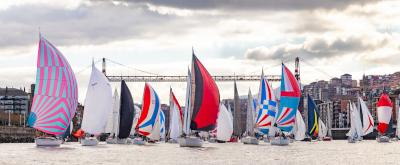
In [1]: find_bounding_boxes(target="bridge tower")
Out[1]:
[295,57,300,84]
[102,58,106,75]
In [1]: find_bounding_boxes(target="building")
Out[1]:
[341,74,352,87]
[0,87,29,114]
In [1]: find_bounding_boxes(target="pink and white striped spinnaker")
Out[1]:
[28,35,78,136]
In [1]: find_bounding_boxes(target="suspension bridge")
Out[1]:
[100,57,301,82]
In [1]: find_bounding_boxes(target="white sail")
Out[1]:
[81,64,113,135]
[318,119,327,138]
[112,89,120,136]
[359,97,374,136]
[397,107,400,138]
[216,103,234,141]
[294,110,306,141]
[346,102,356,137]
[183,69,192,135]
[130,105,141,136]
[353,103,363,139]
[346,102,363,139]
[105,89,118,134]
[169,106,181,141]
[148,114,161,141]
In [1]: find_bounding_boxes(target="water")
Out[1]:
[0,140,399,165]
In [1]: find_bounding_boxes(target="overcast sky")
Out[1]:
[0,0,399,104]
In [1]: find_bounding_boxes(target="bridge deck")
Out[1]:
[106,75,281,82]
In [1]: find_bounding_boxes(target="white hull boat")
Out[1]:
[106,137,117,144]
[208,138,217,143]
[133,138,146,145]
[271,136,290,146]
[348,137,356,143]
[81,137,99,146]
[377,136,390,143]
[179,137,203,147]
[242,136,259,145]
[35,137,62,147]
[117,138,128,144]
[168,139,179,143]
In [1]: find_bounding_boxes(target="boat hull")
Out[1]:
[242,136,259,145]
[168,139,178,143]
[35,137,62,147]
[271,136,290,146]
[133,138,146,145]
[347,137,356,143]
[117,138,128,144]
[323,137,332,141]
[81,138,99,146]
[377,136,390,143]
[179,137,203,147]
[106,138,117,144]
[208,138,217,143]
[263,137,270,143]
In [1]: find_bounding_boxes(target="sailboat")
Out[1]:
[377,93,392,143]
[216,103,233,142]
[80,63,113,146]
[255,70,277,141]
[271,64,301,146]
[359,97,374,137]
[168,88,183,143]
[346,102,363,142]
[28,35,78,147]
[106,89,120,144]
[293,110,306,141]
[232,80,243,141]
[179,51,220,147]
[134,83,161,145]
[241,89,259,145]
[307,95,319,140]
[318,119,327,140]
[117,80,135,144]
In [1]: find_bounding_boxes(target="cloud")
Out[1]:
[244,34,391,61]
[129,0,377,11]
[0,1,191,49]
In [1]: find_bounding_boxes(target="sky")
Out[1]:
[1,0,400,104]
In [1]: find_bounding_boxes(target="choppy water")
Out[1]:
[1,140,399,165]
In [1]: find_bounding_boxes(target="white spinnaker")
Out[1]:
[217,103,233,141]
[294,110,306,141]
[81,65,113,135]
[318,119,327,138]
[359,97,374,136]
